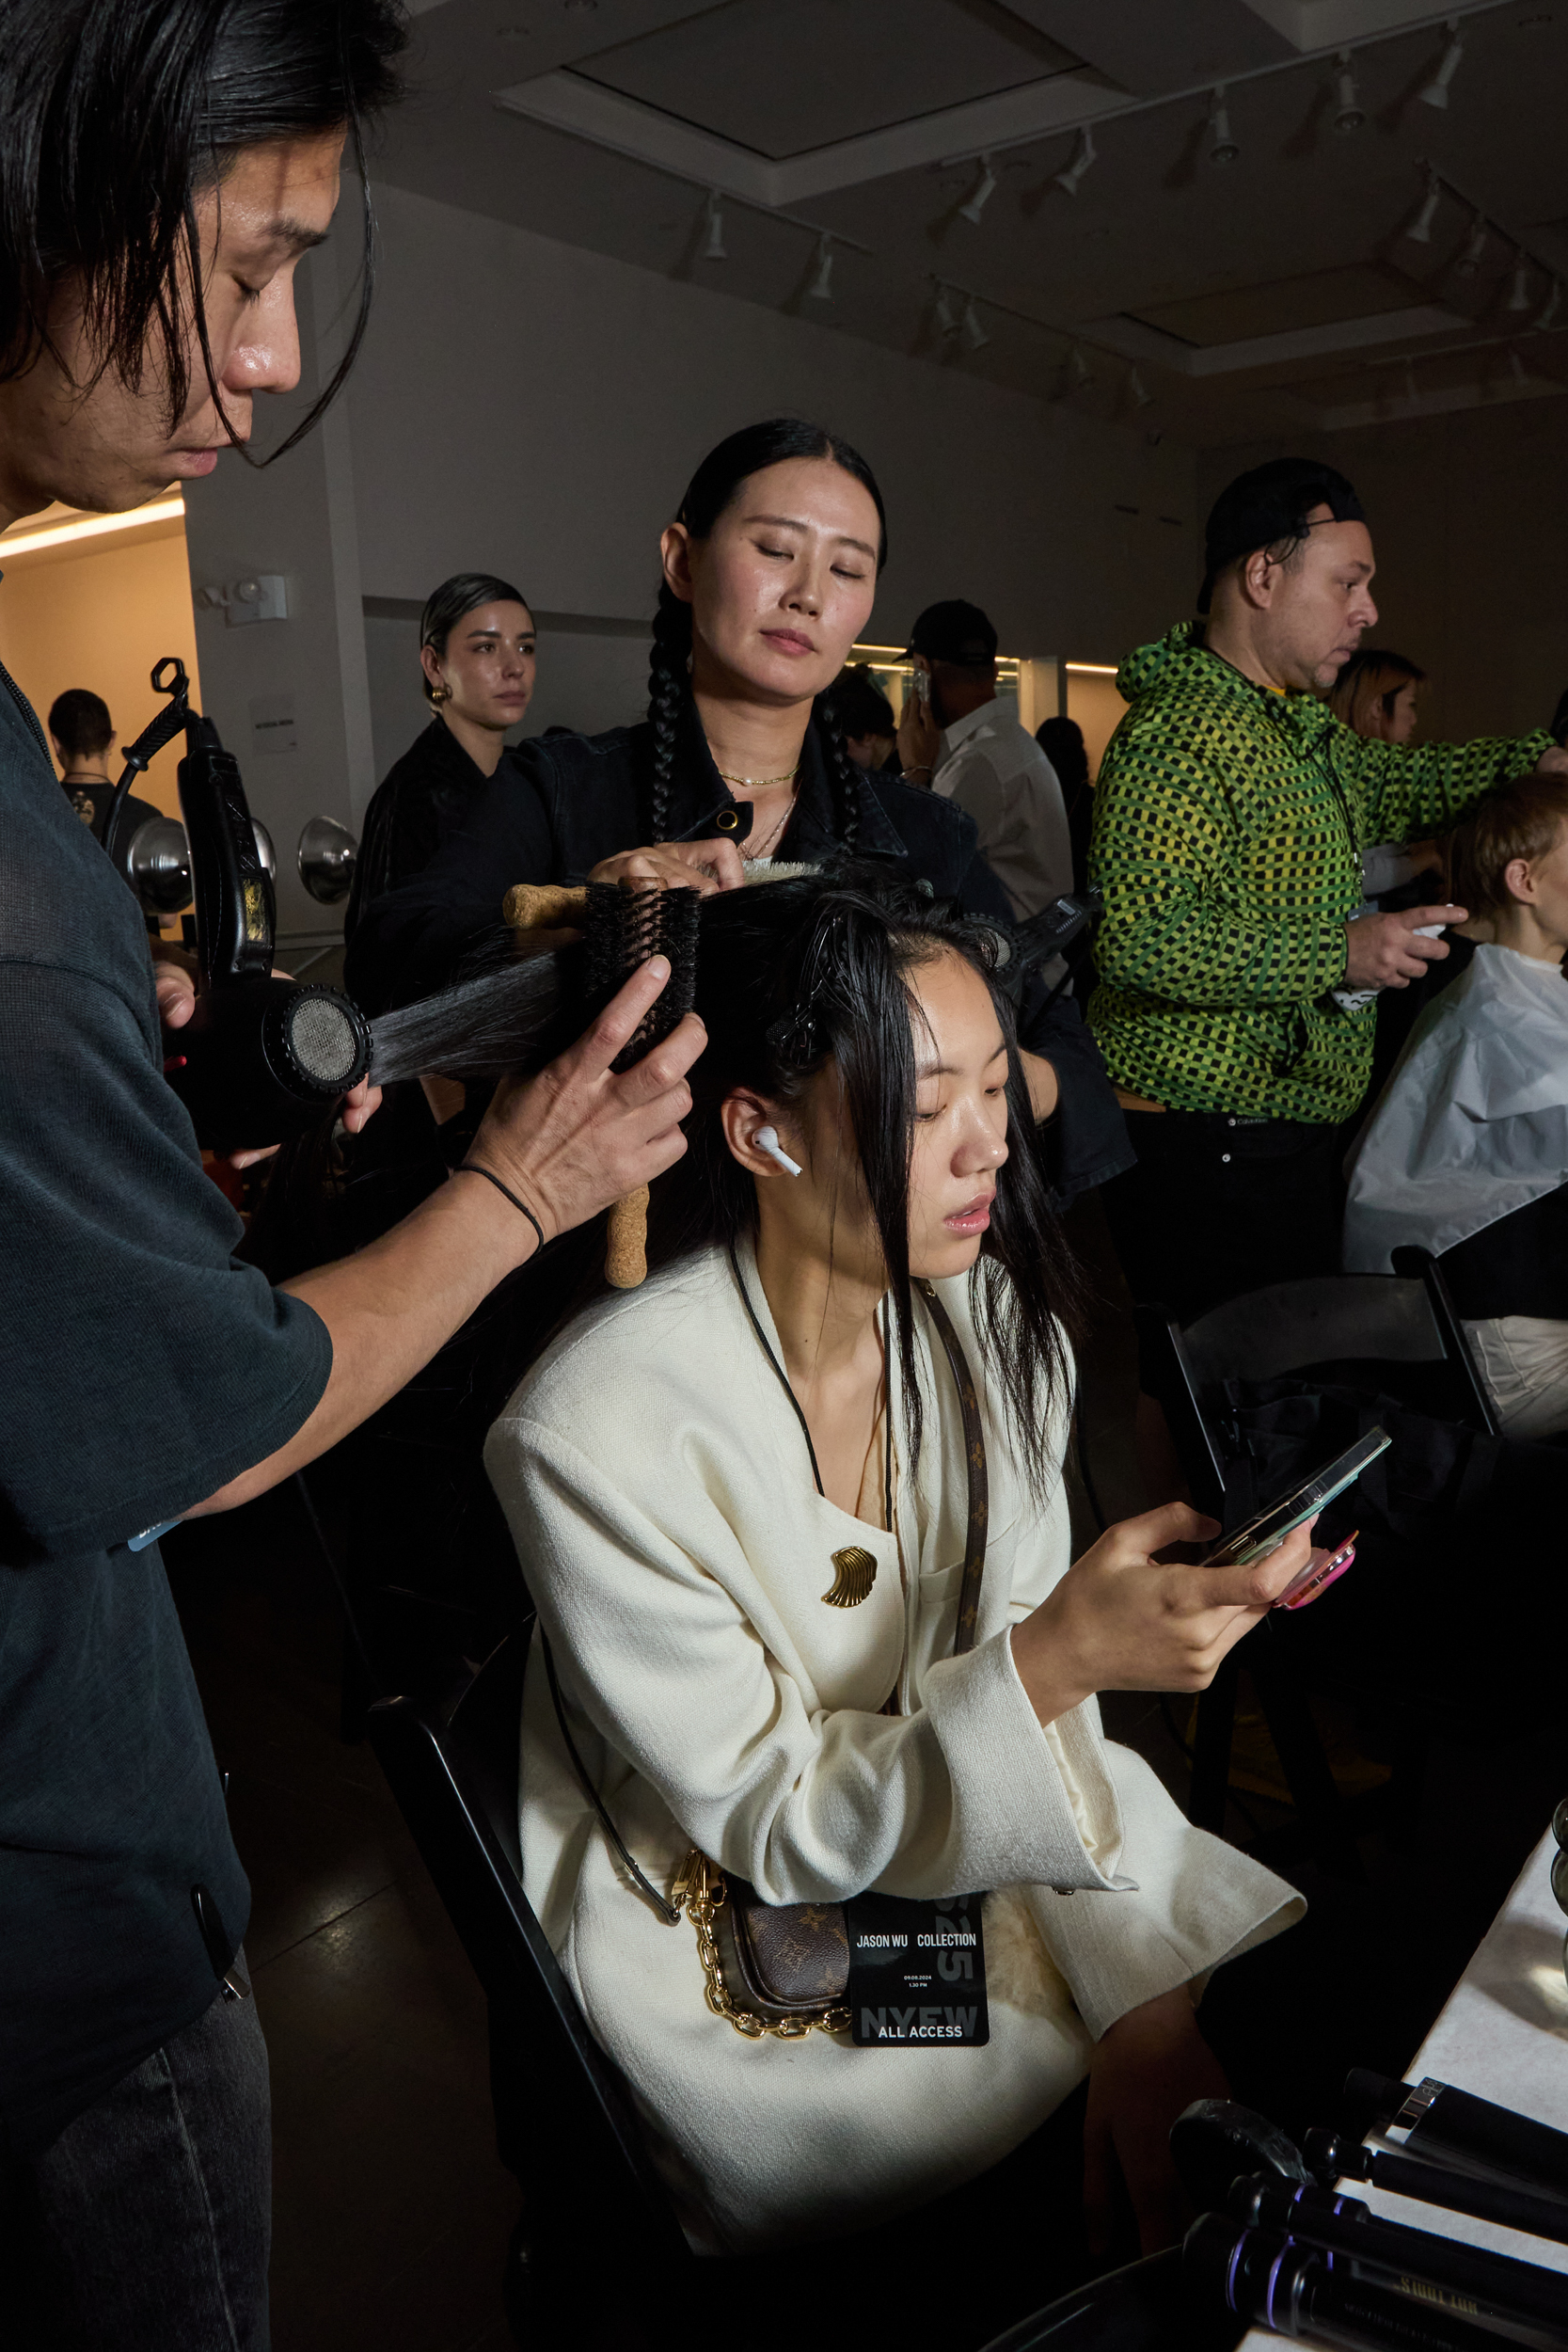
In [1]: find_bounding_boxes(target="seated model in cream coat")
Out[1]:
[483,871,1307,2260]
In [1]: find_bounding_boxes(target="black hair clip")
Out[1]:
[766,906,847,1068]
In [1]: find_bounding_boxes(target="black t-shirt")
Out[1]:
[342,717,498,943]
[0,659,331,2156]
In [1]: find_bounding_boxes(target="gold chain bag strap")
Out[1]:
[674,1279,990,2039]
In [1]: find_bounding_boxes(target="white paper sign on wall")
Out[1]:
[249,692,297,756]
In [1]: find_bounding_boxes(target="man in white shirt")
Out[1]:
[896,599,1072,920]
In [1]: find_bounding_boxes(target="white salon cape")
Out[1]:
[1343,944,1568,1274]
[484,1244,1301,2254]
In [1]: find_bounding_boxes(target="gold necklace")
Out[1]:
[716,765,800,789]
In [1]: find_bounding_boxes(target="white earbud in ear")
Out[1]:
[752,1125,802,1178]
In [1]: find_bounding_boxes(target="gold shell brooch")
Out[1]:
[822,1545,878,1608]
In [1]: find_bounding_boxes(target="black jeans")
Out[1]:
[2,1976,270,2351]
[1099,1109,1351,1329]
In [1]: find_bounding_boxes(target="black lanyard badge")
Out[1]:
[846,1891,989,2046]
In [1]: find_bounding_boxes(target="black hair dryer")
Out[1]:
[116,659,372,1150]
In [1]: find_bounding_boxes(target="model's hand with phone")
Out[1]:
[1010,1500,1315,1729]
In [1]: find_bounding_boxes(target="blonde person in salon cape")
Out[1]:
[483,871,1307,2267]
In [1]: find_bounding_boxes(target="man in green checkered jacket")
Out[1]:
[1088,457,1566,1330]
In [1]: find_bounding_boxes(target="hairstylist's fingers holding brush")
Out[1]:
[590,838,747,896]
[464,952,703,1245]
[1010,1501,1316,1728]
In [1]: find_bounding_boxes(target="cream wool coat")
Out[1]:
[484,1244,1302,2254]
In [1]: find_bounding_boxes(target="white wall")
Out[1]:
[1198,396,1568,746]
[350,183,1198,666]
[183,181,1201,939]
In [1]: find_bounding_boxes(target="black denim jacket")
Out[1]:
[346,708,1130,1202]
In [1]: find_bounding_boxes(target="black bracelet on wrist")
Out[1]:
[456,1161,546,1253]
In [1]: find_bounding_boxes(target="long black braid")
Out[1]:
[812,682,863,855]
[645,582,692,845]
[642,417,888,850]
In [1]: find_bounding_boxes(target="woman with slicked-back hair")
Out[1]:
[348,420,1132,1208]
[0,7,705,2339]
[344,572,538,938]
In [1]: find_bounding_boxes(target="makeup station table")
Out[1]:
[1240,1820,1568,2346]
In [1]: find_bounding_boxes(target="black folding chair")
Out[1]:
[1134,1254,1496,1876]
[367,1632,696,2344]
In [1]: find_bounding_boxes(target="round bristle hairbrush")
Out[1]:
[504,878,701,1288]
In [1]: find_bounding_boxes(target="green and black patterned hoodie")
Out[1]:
[1086,623,1550,1123]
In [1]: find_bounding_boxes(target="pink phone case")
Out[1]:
[1275,1534,1357,1612]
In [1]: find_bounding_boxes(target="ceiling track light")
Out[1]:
[1538,279,1564,333]
[1509,349,1529,386]
[1419,18,1465,109]
[806,234,833,303]
[931,281,958,338]
[1333,52,1365,135]
[702,190,726,263]
[1403,171,1442,246]
[1206,86,1240,167]
[1128,367,1153,410]
[1069,345,1096,390]
[959,297,990,351]
[1455,212,1488,278]
[1053,126,1098,198]
[958,155,997,227]
[1507,252,1532,312]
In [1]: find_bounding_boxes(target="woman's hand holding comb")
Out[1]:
[467,953,705,1248]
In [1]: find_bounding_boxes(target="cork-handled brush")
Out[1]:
[503,879,700,1287]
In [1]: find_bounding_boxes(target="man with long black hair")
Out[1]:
[0,8,703,2343]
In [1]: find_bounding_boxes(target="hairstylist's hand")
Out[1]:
[590,840,746,896]
[1010,1501,1315,1728]
[467,953,703,1244]
[1084,1989,1229,2259]
[1535,746,1568,777]
[1342,904,1465,991]
[154,959,382,1168]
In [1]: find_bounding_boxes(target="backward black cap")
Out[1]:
[1198,457,1366,613]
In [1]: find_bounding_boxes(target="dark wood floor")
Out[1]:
[161,1185,1568,2350]
[166,1498,516,2352]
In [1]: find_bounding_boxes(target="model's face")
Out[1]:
[735,949,1010,1285]
[1385,680,1419,745]
[904,951,1012,1279]
[0,132,345,523]
[1254,508,1380,693]
[423,601,536,734]
[665,457,881,708]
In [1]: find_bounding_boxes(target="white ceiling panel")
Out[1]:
[572,0,1080,161]
[386,0,1568,447]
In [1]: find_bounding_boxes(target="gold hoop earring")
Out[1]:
[430,684,451,707]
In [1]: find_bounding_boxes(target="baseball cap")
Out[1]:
[903,599,998,665]
[1198,458,1367,612]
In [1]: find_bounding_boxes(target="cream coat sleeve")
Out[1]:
[497,1413,1140,1909]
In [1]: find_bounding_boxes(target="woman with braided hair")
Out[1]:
[347,419,1132,1207]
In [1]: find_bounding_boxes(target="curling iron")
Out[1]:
[1231,2174,1568,2345]
[1344,2072,1568,2208]
[1174,2100,1568,2259]
[110,659,372,1149]
[1187,2216,1535,2352]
